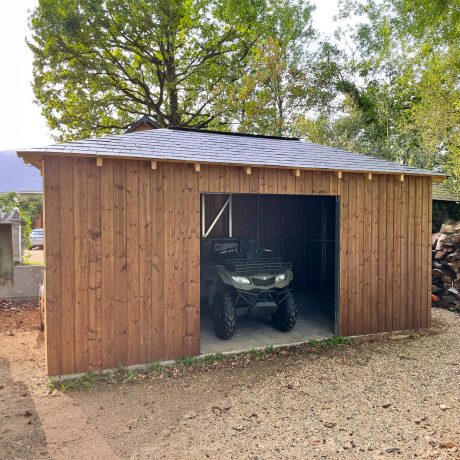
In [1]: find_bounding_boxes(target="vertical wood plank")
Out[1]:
[370,176,380,333]
[208,165,220,193]
[43,158,61,376]
[363,175,372,334]
[248,168,259,193]
[303,170,312,195]
[427,178,433,327]
[377,175,387,332]
[278,169,288,194]
[101,159,115,369]
[139,162,152,364]
[420,177,429,328]
[228,166,240,194]
[259,168,268,194]
[355,175,364,335]
[219,165,230,193]
[152,163,165,361]
[239,166,250,193]
[113,160,128,366]
[414,177,422,329]
[126,161,140,365]
[73,158,88,373]
[162,163,175,359]
[393,178,402,331]
[407,176,416,329]
[267,168,278,194]
[329,172,338,196]
[174,164,187,357]
[87,159,102,370]
[339,173,349,335]
[286,169,296,194]
[186,168,200,355]
[59,158,75,374]
[347,174,357,335]
[400,177,409,330]
[320,172,330,195]
[385,176,394,332]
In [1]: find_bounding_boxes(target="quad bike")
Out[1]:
[201,237,297,339]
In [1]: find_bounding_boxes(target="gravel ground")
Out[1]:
[0,304,459,459]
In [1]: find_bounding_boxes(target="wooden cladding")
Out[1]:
[43,157,432,376]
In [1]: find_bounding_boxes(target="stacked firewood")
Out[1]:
[432,222,460,311]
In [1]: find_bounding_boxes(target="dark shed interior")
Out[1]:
[200,193,338,353]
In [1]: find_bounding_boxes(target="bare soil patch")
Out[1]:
[0,304,459,459]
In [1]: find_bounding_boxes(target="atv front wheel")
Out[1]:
[213,291,236,339]
[272,292,297,331]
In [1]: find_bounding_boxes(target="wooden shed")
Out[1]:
[18,128,443,377]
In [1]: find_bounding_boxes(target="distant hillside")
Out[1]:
[0,150,42,194]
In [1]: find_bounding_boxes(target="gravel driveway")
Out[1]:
[0,304,459,459]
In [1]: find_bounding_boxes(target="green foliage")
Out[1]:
[432,201,460,233]
[306,336,350,348]
[0,193,43,258]
[265,345,280,355]
[122,369,136,384]
[29,0,276,140]
[200,352,225,364]
[56,372,97,391]
[324,0,460,189]
[29,0,460,192]
[248,348,264,359]
[224,1,339,137]
[148,362,165,374]
[322,336,350,346]
[176,352,226,366]
[176,355,200,366]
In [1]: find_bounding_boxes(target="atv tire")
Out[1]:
[272,292,297,332]
[213,291,236,339]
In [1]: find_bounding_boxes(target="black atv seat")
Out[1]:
[201,237,249,263]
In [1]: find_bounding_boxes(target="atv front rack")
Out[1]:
[224,258,292,274]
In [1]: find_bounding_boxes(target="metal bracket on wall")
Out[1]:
[201,194,233,238]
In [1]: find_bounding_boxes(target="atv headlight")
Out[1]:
[275,273,287,282]
[231,275,251,284]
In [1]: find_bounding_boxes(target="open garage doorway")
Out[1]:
[200,193,339,355]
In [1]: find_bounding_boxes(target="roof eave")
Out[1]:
[17,149,446,181]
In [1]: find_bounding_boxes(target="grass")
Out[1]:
[21,259,43,266]
[176,352,226,367]
[50,337,352,392]
[48,372,98,391]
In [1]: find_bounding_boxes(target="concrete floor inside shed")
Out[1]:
[200,290,335,355]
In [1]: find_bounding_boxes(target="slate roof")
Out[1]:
[17,128,442,177]
[0,150,42,194]
[432,183,460,202]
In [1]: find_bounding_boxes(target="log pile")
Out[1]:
[432,222,460,311]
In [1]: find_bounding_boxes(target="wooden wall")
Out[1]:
[43,157,432,376]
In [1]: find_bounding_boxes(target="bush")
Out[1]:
[0,192,43,258]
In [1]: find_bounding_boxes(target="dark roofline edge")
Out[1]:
[17,150,445,180]
[168,126,300,141]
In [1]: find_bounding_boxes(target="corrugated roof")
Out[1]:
[17,128,442,177]
[0,150,42,194]
[432,183,460,202]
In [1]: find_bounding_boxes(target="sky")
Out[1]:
[0,0,340,151]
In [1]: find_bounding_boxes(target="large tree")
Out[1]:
[29,0,271,140]
[306,0,460,186]
[221,0,340,137]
